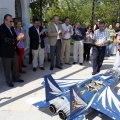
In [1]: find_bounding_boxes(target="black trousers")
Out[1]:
[29,45,33,63]
[92,46,106,72]
[2,52,19,83]
[84,43,91,60]
[50,39,61,67]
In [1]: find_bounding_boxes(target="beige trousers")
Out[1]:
[73,40,83,63]
[32,45,44,68]
[61,39,71,63]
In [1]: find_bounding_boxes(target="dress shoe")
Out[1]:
[80,63,83,65]
[86,59,89,62]
[19,71,26,74]
[29,61,32,64]
[73,62,77,64]
[48,59,51,62]
[40,67,45,70]
[14,79,24,83]
[56,66,63,69]
[22,64,27,68]
[65,62,71,65]
[17,79,24,82]
[60,63,63,66]
[7,83,14,87]
[33,68,37,71]
[92,72,98,75]
[50,67,54,70]
[97,69,100,73]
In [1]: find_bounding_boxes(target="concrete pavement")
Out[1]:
[0,56,119,120]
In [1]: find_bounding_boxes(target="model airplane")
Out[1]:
[27,69,120,120]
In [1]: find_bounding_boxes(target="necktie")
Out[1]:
[9,28,13,36]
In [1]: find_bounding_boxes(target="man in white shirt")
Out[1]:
[92,21,110,75]
[61,17,73,65]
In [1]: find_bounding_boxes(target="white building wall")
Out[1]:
[0,0,15,24]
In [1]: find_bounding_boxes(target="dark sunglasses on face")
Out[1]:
[9,21,13,23]
[6,20,13,23]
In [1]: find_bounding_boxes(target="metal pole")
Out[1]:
[40,0,43,25]
[91,0,95,29]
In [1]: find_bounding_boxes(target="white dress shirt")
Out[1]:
[93,28,110,45]
[62,23,73,39]
[54,24,61,39]
[36,27,41,43]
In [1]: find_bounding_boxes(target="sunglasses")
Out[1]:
[9,21,13,23]
[6,20,13,23]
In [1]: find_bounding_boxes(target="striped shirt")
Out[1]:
[93,28,110,45]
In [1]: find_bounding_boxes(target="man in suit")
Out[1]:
[0,14,24,87]
[29,18,45,71]
[48,15,63,70]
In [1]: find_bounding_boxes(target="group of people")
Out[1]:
[0,13,120,88]
[0,14,25,87]
[29,16,89,72]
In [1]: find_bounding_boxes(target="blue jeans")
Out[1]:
[106,41,114,56]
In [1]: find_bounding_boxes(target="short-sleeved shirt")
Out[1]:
[108,29,115,42]
[15,29,25,48]
[93,28,110,46]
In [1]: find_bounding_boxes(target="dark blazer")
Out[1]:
[29,26,45,50]
[0,23,19,58]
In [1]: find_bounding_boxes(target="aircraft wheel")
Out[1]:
[49,104,57,114]
[58,110,67,120]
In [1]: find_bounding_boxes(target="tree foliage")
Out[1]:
[30,0,120,26]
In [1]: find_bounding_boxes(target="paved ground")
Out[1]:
[0,55,119,120]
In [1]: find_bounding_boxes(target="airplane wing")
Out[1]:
[91,86,120,120]
[42,78,85,91]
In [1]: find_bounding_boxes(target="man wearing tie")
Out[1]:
[0,14,24,87]
[48,15,63,70]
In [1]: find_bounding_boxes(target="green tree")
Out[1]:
[29,0,57,19]
[30,0,120,26]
